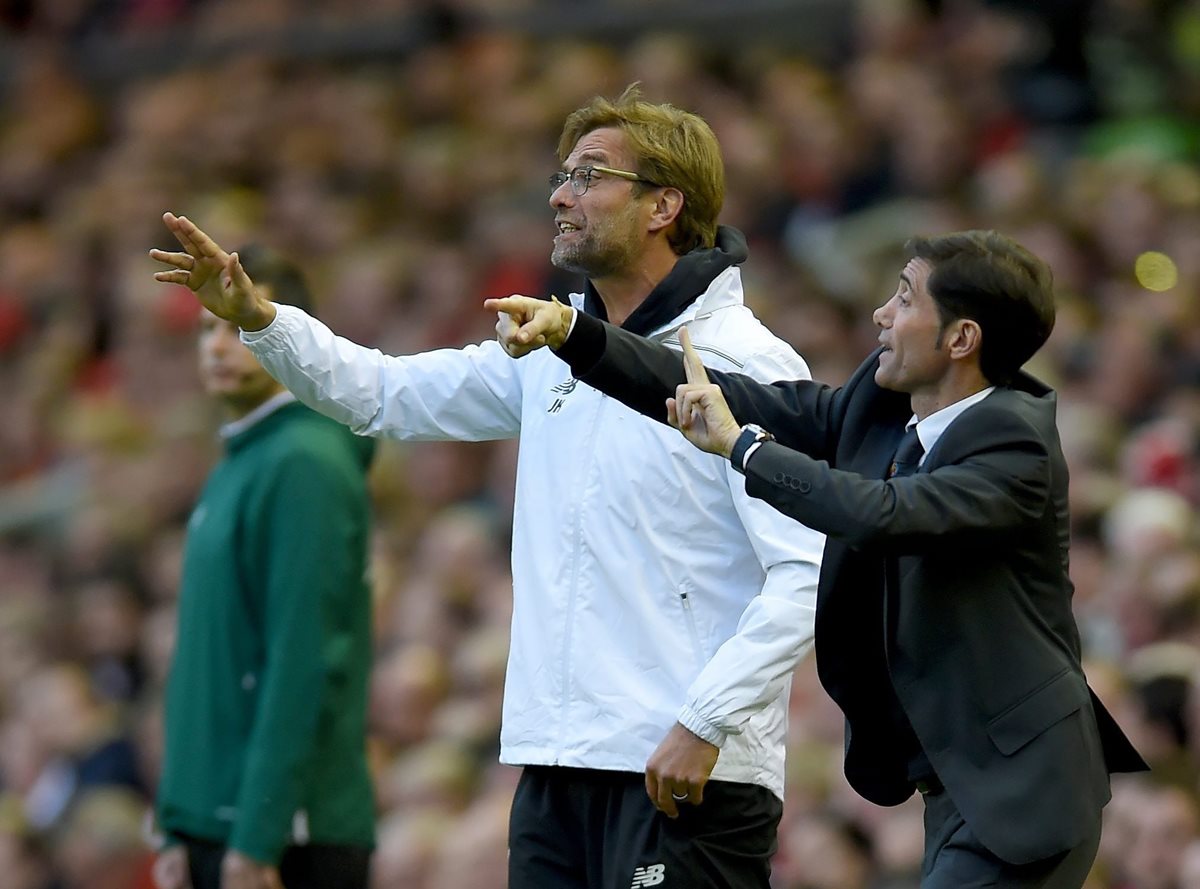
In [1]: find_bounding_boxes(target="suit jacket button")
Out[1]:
[774,472,785,483]
[790,480,801,490]
[798,481,811,493]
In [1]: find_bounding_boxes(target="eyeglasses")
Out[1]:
[549,164,653,196]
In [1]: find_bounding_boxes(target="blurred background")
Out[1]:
[0,0,1199,886]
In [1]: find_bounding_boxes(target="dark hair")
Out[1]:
[906,230,1055,386]
[234,244,315,316]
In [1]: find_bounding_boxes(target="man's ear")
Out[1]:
[947,319,983,362]
[647,187,685,235]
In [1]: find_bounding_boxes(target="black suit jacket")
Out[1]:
[558,314,1147,865]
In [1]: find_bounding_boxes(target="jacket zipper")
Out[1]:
[557,390,606,755]
[679,590,703,668]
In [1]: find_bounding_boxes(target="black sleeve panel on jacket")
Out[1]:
[557,312,845,462]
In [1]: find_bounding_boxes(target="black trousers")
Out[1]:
[508,765,782,889]
[184,836,370,889]
[921,786,1102,889]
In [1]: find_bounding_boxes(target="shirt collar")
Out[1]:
[219,391,297,439]
[907,386,996,461]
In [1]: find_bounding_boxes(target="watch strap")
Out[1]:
[731,426,767,473]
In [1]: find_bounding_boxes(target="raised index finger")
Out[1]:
[678,326,709,385]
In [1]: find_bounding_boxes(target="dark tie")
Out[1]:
[888,428,924,478]
[884,424,932,780]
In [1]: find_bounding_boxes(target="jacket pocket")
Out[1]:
[985,669,1088,756]
[678,589,703,669]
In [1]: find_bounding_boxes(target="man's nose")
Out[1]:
[549,181,574,210]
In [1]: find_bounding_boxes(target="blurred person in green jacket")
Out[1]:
[152,246,375,889]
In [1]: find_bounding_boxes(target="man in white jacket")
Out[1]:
[151,86,823,889]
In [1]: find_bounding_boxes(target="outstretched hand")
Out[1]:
[667,328,742,458]
[483,295,574,358]
[150,213,276,331]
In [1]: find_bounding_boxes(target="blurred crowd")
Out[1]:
[1,0,1199,887]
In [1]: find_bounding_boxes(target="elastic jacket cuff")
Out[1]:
[678,704,730,748]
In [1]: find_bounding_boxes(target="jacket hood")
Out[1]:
[582,225,749,337]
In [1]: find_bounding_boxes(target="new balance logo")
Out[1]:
[547,377,579,414]
[631,864,666,888]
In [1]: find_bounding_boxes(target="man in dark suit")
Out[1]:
[486,230,1148,888]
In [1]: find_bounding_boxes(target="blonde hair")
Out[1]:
[558,84,724,255]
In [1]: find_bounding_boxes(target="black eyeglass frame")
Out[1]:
[548,164,656,196]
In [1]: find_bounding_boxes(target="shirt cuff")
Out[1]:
[554,309,607,374]
[741,440,766,472]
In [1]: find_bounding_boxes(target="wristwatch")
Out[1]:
[730,424,774,473]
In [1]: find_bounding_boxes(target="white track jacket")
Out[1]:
[242,261,823,799]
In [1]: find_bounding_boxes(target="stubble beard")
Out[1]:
[550,210,641,279]
[553,235,629,279]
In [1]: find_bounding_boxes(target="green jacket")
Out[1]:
[157,400,376,863]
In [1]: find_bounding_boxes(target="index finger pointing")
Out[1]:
[482,296,524,316]
[678,326,709,385]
